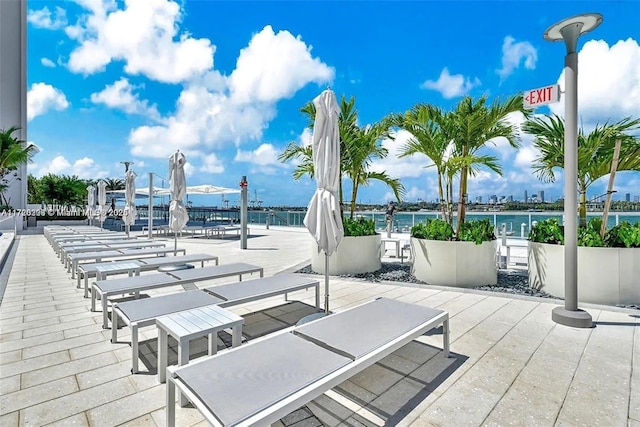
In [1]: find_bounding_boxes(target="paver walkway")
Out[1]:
[0,225,638,426]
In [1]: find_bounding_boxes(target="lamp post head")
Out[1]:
[120,161,134,173]
[544,13,603,53]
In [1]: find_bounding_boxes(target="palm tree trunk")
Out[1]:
[579,179,587,228]
[437,172,447,222]
[338,176,344,219]
[456,166,468,235]
[447,178,454,226]
[350,184,358,219]
[601,139,622,238]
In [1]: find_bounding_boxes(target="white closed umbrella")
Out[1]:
[169,151,188,253]
[97,180,107,229]
[87,185,95,226]
[303,89,343,315]
[123,169,137,237]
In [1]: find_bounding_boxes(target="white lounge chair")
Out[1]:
[111,273,320,374]
[91,262,264,328]
[77,253,219,297]
[165,297,450,427]
[68,247,187,279]
[62,241,167,270]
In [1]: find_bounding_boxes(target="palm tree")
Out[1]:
[447,95,527,235]
[522,114,640,227]
[104,178,125,191]
[394,97,523,232]
[394,104,453,222]
[27,174,42,205]
[0,126,38,206]
[280,95,404,217]
[342,117,405,218]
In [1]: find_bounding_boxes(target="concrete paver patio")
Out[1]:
[0,225,638,426]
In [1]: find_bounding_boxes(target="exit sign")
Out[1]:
[523,84,561,108]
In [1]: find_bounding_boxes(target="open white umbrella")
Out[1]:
[169,151,188,253]
[303,89,343,315]
[97,180,107,229]
[183,184,241,195]
[123,169,137,237]
[87,185,95,226]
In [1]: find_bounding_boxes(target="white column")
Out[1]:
[0,0,27,209]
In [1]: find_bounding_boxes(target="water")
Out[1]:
[137,206,639,237]
[248,210,640,237]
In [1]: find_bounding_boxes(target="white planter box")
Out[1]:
[410,238,497,287]
[528,242,640,305]
[311,234,382,275]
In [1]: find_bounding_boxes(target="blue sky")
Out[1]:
[26,0,640,207]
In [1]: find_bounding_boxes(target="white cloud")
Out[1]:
[371,130,434,179]
[234,143,284,175]
[90,78,160,119]
[496,36,537,81]
[230,25,334,103]
[128,26,333,159]
[40,58,56,68]
[27,83,69,121]
[71,157,109,178]
[183,162,195,178]
[199,153,225,174]
[300,128,313,147]
[235,143,281,166]
[514,145,537,169]
[27,6,67,29]
[32,155,109,178]
[421,68,480,99]
[549,38,640,124]
[402,187,428,202]
[65,0,214,83]
[45,155,70,174]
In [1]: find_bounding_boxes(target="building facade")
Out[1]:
[0,0,28,209]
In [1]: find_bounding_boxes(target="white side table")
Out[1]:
[381,237,404,262]
[156,305,244,406]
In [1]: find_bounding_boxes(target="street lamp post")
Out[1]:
[544,13,602,328]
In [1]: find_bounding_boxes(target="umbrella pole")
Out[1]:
[174,235,177,256]
[126,224,130,238]
[324,253,330,315]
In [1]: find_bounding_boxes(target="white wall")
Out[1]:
[0,0,28,209]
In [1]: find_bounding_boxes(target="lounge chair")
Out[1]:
[111,273,320,374]
[91,262,264,328]
[165,297,450,427]
[77,253,219,297]
[205,225,246,239]
[62,241,167,270]
[68,247,187,279]
[54,237,143,257]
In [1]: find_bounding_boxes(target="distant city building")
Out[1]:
[475,196,483,203]
[626,193,631,202]
[538,190,545,203]
[524,190,528,202]
[489,195,498,204]
[635,195,640,203]
[507,195,513,202]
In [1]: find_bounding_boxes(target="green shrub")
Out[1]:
[528,218,564,244]
[343,217,376,237]
[530,218,640,248]
[578,224,604,247]
[457,218,496,245]
[604,221,640,248]
[410,219,454,241]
